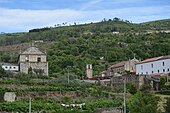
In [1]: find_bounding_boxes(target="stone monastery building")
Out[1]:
[19,45,48,75]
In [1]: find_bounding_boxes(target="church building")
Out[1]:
[19,45,48,76]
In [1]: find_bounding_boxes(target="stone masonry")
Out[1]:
[19,45,48,76]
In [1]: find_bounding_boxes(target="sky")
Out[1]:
[0,0,170,33]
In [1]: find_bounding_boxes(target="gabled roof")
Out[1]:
[21,46,45,55]
[110,61,128,68]
[137,55,170,64]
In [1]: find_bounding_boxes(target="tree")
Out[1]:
[28,67,33,75]
[0,65,5,77]
[127,82,137,95]
[160,77,166,90]
[127,92,160,113]
[165,97,170,113]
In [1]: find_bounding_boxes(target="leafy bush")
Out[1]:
[127,92,160,113]
[127,82,137,95]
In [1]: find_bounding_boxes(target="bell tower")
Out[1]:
[86,64,93,78]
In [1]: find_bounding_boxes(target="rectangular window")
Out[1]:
[141,65,143,70]
[152,71,154,74]
[163,69,165,72]
[158,70,159,73]
[163,62,165,66]
[37,57,41,62]
[151,64,153,68]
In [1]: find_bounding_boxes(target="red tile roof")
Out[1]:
[110,61,128,68]
[138,55,170,64]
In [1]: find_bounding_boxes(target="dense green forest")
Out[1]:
[0,18,170,77]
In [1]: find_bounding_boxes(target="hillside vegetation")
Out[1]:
[0,18,170,77]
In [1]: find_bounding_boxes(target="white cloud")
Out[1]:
[0,8,84,32]
[80,0,103,10]
[0,5,170,32]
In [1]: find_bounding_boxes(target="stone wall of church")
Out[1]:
[20,62,48,76]
[19,54,47,62]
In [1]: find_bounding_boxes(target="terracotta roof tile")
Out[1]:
[140,56,163,63]
[110,61,128,68]
[137,55,170,64]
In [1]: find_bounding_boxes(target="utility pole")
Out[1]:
[123,78,126,113]
[67,67,70,84]
[29,97,31,113]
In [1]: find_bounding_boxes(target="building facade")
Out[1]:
[19,45,48,75]
[136,56,170,75]
[108,58,139,76]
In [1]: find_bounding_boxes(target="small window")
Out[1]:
[13,67,16,69]
[163,69,165,72]
[9,67,11,69]
[158,70,160,73]
[37,57,41,62]
[146,72,148,74]
[152,71,154,74]
[5,66,8,69]
[151,64,153,68]
[88,65,90,69]
[163,62,165,66]
[141,65,143,70]
[168,68,170,72]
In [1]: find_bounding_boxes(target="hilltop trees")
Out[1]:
[127,92,160,113]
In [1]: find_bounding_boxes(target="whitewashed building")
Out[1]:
[136,56,170,75]
[1,63,19,72]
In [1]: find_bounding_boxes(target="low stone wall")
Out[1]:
[16,91,80,100]
[0,92,16,102]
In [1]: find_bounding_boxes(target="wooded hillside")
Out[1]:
[0,18,170,77]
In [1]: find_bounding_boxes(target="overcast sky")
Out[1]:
[0,0,170,33]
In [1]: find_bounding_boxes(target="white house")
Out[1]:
[1,63,19,72]
[136,56,170,75]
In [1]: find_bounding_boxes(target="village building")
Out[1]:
[86,64,93,78]
[19,45,48,76]
[136,56,170,90]
[136,56,170,75]
[0,63,19,72]
[107,57,140,76]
